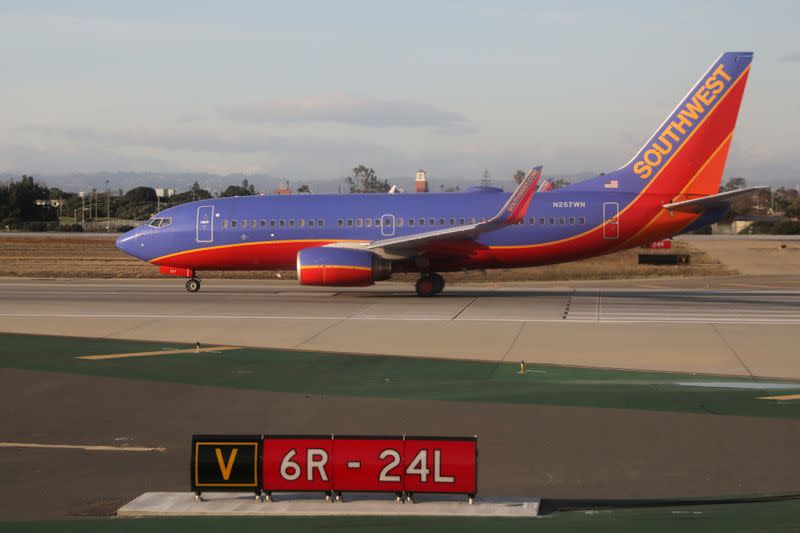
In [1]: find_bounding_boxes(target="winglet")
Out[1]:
[493,166,542,224]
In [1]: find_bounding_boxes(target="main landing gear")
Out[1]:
[185,278,201,292]
[415,273,445,297]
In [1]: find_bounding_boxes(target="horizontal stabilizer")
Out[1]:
[663,186,767,212]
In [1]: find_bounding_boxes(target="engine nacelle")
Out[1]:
[297,247,391,287]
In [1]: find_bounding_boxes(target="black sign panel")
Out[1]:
[191,435,261,493]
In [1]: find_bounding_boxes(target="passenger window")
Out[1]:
[279,220,285,227]
[308,219,315,227]
[408,218,415,226]
[549,217,555,225]
[289,220,295,227]
[470,217,476,224]
[449,218,455,225]
[528,218,535,225]
[241,220,247,228]
[222,220,228,229]
[419,218,425,226]
[337,219,344,226]
[347,219,353,227]
[260,220,266,227]
[559,217,565,225]
[270,220,276,227]
[429,218,435,226]
[375,218,381,226]
[569,217,576,225]
[540,217,545,225]
[318,219,324,227]
[459,218,465,225]
[579,217,586,224]
[356,219,363,227]
[396,218,404,227]
[366,218,372,227]
[231,220,238,228]
[439,218,446,225]
[299,219,305,228]
[250,220,256,228]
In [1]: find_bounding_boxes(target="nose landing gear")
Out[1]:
[185,278,201,292]
[415,273,445,297]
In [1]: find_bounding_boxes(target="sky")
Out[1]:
[1,0,799,191]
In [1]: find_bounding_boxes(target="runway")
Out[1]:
[2,278,800,378]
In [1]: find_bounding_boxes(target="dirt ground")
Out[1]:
[0,234,733,281]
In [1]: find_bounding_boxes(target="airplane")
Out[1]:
[116,51,761,297]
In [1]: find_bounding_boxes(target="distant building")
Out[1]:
[155,188,175,198]
[34,199,61,207]
[273,180,292,195]
[415,169,428,193]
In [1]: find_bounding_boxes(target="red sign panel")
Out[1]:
[262,436,333,492]
[403,437,477,495]
[332,436,404,493]
[642,240,672,249]
[260,435,477,495]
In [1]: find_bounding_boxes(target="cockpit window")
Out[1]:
[148,217,172,228]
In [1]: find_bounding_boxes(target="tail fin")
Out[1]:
[574,52,753,199]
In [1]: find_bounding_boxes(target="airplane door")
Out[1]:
[196,206,214,243]
[603,202,619,239]
[380,214,395,237]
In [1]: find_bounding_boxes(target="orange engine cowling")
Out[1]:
[297,247,391,287]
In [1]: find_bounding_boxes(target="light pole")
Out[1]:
[105,179,110,232]
[79,192,85,227]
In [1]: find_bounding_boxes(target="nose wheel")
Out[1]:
[415,273,445,297]
[185,278,201,292]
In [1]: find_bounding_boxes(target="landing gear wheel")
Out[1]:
[415,276,435,297]
[429,273,445,294]
[185,278,201,292]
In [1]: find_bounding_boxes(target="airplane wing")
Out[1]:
[326,166,542,255]
[663,186,767,213]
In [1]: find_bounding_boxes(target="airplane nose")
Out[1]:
[116,228,141,258]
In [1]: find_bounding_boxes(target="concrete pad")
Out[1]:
[107,318,343,349]
[297,319,523,361]
[715,324,800,379]
[508,322,750,376]
[117,492,540,518]
[457,295,567,321]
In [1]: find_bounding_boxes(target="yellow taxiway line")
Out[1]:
[77,346,241,360]
[757,394,800,401]
[0,442,166,452]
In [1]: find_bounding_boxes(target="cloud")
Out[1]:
[781,52,800,62]
[221,93,471,133]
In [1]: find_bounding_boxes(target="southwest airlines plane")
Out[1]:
[117,52,759,296]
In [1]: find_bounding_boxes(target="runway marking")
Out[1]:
[77,346,241,360]
[0,442,167,452]
[758,394,800,401]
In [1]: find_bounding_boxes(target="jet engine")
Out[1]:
[297,247,391,287]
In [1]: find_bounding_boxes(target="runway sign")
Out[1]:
[191,435,261,493]
[262,436,334,492]
[261,435,477,495]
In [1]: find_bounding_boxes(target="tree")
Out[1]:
[480,169,492,187]
[721,176,747,192]
[0,175,57,226]
[345,165,390,193]
[297,184,312,193]
[219,179,256,198]
[512,170,526,184]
